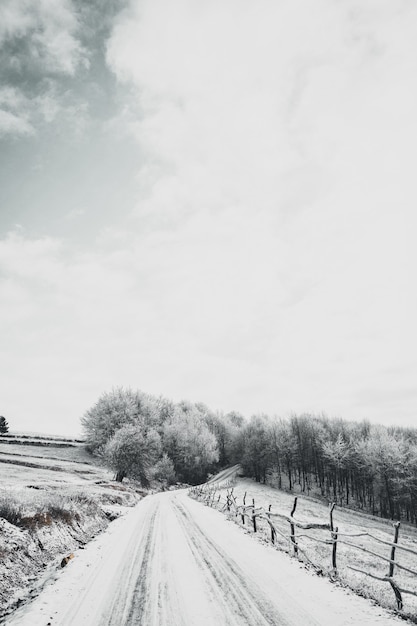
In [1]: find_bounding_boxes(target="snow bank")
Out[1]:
[0,504,108,618]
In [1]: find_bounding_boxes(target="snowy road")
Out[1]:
[9,490,402,626]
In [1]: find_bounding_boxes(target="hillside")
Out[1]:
[0,433,143,621]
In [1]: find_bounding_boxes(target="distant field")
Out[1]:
[0,433,115,491]
[0,432,107,489]
[2,432,84,443]
[0,442,96,465]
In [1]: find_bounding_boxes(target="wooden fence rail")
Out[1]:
[189,482,417,612]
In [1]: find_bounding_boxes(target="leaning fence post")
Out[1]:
[230,491,238,516]
[389,522,400,577]
[388,522,402,610]
[289,497,298,556]
[268,504,275,544]
[252,498,257,533]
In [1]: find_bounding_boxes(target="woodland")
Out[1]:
[81,388,417,524]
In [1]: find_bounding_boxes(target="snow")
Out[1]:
[0,438,141,617]
[6,490,405,626]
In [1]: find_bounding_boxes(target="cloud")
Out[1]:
[1,0,417,431]
[103,0,417,423]
[0,0,87,75]
[0,87,33,135]
[106,0,417,215]
[0,0,94,139]
[0,108,34,136]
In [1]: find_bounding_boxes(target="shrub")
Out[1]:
[0,496,23,526]
[0,491,87,529]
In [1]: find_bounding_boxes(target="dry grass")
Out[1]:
[0,489,95,529]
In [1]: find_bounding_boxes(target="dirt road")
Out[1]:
[9,490,402,626]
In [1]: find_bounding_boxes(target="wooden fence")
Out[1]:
[189,483,417,612]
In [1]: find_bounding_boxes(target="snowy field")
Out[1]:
[0,442,93,465]
[0,434,142,621]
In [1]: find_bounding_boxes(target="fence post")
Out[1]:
[230,491,238,516]
[289,497,298,556]
[329,502,335,531]
[331,526,338,573]
[241,491,247,525]
[268,504,275,544]
[252,498,257,533]
[388,522,403,610]
[232,495,238,516]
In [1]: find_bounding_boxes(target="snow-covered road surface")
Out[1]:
[8,490,403,626]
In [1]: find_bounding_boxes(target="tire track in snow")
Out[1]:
[104,503,159,625]
[105,498,185,626]
[172,498,311,626]
[7,491,401,626]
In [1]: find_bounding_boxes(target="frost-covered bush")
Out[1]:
[152,453,176,485]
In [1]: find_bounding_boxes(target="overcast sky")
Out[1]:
[1,0,416,436]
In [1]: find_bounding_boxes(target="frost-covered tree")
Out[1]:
[81,388,161,453]
[367,428,406,519]
[104,424,162,484]
[81,388,138,453]
[239,415,272,483]
[322,433,351,502]
[0,416,9,434]
[163,404,218,484]
[151,453,176,486]
[204,410,244,467]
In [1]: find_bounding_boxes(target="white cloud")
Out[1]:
[1,0,417,432]
[105,0,417,424]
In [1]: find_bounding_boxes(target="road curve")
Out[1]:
[9,490,402,626]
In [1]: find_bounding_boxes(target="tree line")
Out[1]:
[238,414,417,524]
[81,388,417,524]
